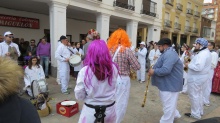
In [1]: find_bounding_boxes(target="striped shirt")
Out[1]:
[112,48,140,76]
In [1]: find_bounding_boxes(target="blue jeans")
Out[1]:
[40,56,49,76]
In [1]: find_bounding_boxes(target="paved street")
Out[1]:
[23,76,220,123]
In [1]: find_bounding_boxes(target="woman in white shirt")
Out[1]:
[148,42,161,66]
[24,56,45,97]
[73,42,84,79]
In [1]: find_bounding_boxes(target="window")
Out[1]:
[187,2,191,8]
[128,0,134,6]
[165,12,170,20]
[175,16,179,23]
[186,20,190,26]
[193,22,196,28]
[195,5,198,11]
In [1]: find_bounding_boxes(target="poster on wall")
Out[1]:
[0,14,40,29]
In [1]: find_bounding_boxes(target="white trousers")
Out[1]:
[203,69,214,105]
[159,91,181,123]
[115,76,130,123]
[56,60,60,83]
[181,71,188,93]
[188,82,205,119]
[59,62,70,93]
[137,63,146,81]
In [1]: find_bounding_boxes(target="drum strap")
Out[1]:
[112,46,121,62]
[84,101,115,123]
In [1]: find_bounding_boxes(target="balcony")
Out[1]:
[141,10,157,17]
[194,11,200,19]
[113,1,135,11]
[175,3,183,14]
[165,0,174,9]
[174,22,181,31]
[192,28,198,33]
[164,20,172,29]
[141,0,157,18]
[185,26,192,34]
[84,0,102,4]
[186,8,194,17]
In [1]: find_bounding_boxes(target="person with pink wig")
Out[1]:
[74,40,119,123]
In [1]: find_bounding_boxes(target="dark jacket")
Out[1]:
[0,95,41,123]
[26,45,37,56]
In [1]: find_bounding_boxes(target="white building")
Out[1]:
[0,0,162,77]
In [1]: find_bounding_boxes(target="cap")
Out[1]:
[4,31,13,37]
[157,38,171,46]
[195,38,208,47]
[59,35,67,41]
[139,41,146,45]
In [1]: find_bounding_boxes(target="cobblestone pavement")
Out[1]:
[24,76,220,123]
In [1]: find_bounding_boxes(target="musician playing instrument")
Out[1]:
[55,35,71,95]
[148,42,161,66]
[24,56,45,97]
[73,42,84,80]
[148,38,183,123]
[0,31,20,61]
[180,43,190,93]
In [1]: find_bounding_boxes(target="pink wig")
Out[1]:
[83,40,118,88]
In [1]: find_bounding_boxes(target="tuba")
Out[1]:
[8,46,18,61]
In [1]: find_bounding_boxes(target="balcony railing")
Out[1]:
[141,0,157,17]
[174,22,181,30]
[185,26,192,32]
[166,0,174,6]
[192,28,198,33]
[164,20,172,28]
[113,1,135,11]
[194,11,200,17]
[186,8,194,15]
[141,10,157,17]
[176,3,183,11]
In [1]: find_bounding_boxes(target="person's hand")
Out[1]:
[28,52,32,56]
[135,48,139,52]
[65,58,69,62]
[184,62,189,68]
[76,52,80,55]
[5,52,10,56]
[153,56,158,60]
[148,68,154,76]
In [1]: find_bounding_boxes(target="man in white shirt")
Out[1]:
[135,41,147,83]
[55,36,71,95]
[148,42,161,66]
[0,31,20,61]
[203,41,218,107]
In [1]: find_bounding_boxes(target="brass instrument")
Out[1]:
[8,46,18,61]
[183,52,191,72]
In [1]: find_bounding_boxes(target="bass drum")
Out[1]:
[31,79,48,98]
[69,55,81,67]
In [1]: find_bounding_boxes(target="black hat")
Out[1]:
[59,35,67,41]
[157,38,171,46]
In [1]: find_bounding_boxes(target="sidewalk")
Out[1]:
[28,76,220,123]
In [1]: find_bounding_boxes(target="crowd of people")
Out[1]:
[0,29,220,123]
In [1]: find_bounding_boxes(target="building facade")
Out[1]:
[202,0,218,21]
[161,0,203,47]
[201,16,216,41]
[0,0,162,77]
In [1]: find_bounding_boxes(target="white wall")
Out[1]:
[0,7,96,43]
[0,7,49,42]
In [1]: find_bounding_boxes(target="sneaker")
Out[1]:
[67,87,72,90]
[184,113,201,119]
[204,103,210,107]
[62,91,70,95]
[46,76,49,78]
[139,81,145,83]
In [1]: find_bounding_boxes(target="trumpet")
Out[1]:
[183,51,191,72]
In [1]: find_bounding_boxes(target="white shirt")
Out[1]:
[188,48,211,83]
[24,65,45,88]
[0,41,20,57]
[55,43,71,62]
[210,51,218,69]
[74,65,118,105]
[135,47,147,64]
[148,49,161,66]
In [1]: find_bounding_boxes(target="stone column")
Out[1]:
[168,32,172,39]
[49,1,68,77]
[177,33,181,45]
[187,35,191,45]
[141,28,147,41]
[147,25,161,43]
[96,13,111,42]
[126,20,138,47]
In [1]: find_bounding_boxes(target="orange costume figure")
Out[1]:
[107,28,140,123]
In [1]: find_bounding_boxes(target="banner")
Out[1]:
[0,14,40,29]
